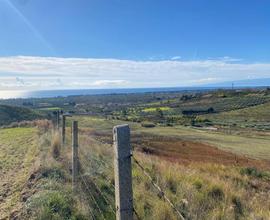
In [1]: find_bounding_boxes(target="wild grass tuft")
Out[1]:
[232,195,244,219]
[40,166,67,181]
[207,185,225,202]
[27,190,86,220]
[51,131,61,159]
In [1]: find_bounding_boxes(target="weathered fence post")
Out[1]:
[113,124,133,220]
[61,115,66,145]
[56,110,60,130]
[72,121,79,191]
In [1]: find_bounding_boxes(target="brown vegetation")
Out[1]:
[80,129,270,170]
[51,131,61,159]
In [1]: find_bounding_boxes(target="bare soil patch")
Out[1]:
[85,129,270,169]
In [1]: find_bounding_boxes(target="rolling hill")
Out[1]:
[0,105,43,126]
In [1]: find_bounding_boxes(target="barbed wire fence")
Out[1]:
[58,112,186,220]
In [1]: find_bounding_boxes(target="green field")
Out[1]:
[204,102,270,128]
[142,107,171,112]
[0,128,39,218]
[68,116,270,161]
[38,107,61,111]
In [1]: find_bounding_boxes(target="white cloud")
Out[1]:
[92,80,129,87]
[189,77,221,84]
[0,56,270,90]
[171,56,181,60]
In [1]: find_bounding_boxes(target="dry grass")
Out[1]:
[33,119,52,133]
[51,131,61,159]
[132,152,270,220]
[2,119,52,133]
[68,126,270,219]
[1,116,269,219]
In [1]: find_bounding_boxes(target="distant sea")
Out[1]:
[0,87,210,99]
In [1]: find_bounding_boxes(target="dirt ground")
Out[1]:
[87,130,270,170]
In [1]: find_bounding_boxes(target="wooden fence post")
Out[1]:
[113,124,133,220]
[72,121,79,191]
[62,115,66,145]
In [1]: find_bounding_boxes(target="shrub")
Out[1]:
[240,167,270,181]
[193,179,203,190]
[208,185,224,201]
[166,177,177,194]
[232,195,244,218]
[40,166,67,181]
[141,122,156,128]
[34,119,52,132]
[27,191,84,220]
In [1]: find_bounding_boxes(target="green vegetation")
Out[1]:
[38,107,62,111]
[0,105,43,126]
[240,167,270,181]
[142,107,171,112]
[204,102,270,129]
[0,127,39,218]
[1,88,270,219]
[2,88,270,130]
[0,124,87,219]
[26,165,84,220]
[69,116,270,160]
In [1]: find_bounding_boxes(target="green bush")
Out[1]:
[193,179,203,190]
[240,167,270,181]
[141,122,156,128]
[40,166,67,181]
[27,191,87,220]
[27,191,85,220]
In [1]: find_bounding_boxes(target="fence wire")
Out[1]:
[132,155,186,220]
[79,173,107,220]
[91,177,116,214]
[64,117,186,220]
[77,133,116,220]
[78,179,95,220]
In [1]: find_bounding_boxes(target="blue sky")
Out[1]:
[1,0,270,91]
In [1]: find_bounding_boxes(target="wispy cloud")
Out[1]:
[0,56,270,90]
[171,56,181,60]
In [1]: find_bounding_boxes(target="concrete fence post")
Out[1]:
[62,115,66,145]
[113,124,133,220]
[72,121,79,191]
[56,110,60,130]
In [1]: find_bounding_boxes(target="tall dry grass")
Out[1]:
[132,152,270,220]
[51,131,61,159]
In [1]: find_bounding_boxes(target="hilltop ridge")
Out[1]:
[0,105,42,126]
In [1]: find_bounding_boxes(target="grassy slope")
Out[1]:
[0,105,42,126]
[141,126,270,161]
[0,125,86,219]
[0,127,40,218]
[67,116,270,219]
[205,102,270,123]
[0,118,269,219]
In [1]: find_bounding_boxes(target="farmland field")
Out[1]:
[0,128,40,218]
[0,89,270,219]
[70,116,270,162]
